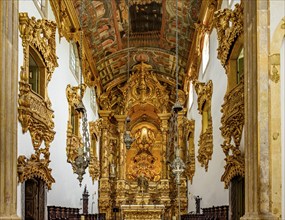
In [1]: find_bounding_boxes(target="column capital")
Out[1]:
[98,110,112,119]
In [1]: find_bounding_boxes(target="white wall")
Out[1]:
[17,0,99,217]
[187,28,228,212]
[270,1,285,39]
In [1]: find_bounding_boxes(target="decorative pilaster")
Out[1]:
[115,115,127,180]
[241,1,278,219]
[0,0,21,219]
[98,110,112,219]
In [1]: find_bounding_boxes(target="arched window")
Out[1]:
[28,47,46,98]
[70,43,80,82]
[202,33,210,74]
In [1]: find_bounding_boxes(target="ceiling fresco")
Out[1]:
[72,0,202,90]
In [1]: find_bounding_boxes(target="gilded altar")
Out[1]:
[91,62,191,219]
[121,205,165,220]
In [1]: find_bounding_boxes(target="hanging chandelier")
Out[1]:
[170,0,185,219]
[170,0,185,183]
[124,0,135,150]
[73,0,90,186]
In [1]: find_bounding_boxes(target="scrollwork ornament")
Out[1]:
[194,80,213,171]
[17,13,58,188]
[220,80,245,188]
[213,3,244,67]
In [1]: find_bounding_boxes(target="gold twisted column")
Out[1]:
[0,0,21,219]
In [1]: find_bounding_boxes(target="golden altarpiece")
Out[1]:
[90,61,195,219]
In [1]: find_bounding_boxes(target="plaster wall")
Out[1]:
[270,0,285,39]
[187,28,229,213]
[17,0,99,217]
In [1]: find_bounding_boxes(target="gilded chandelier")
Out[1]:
[73,0,90,186]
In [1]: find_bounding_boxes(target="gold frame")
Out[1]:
[214,3,245,188]
[17,13,58,189]
[194,80,213,171]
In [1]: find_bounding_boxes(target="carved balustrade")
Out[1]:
[47,206,106,220]
[181,205,229,220]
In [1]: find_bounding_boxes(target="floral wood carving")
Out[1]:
[88,119,103,182]
[19,13,58,81]
[220,80,245,188]
[66,84,86,170]
[18,151,55,189]
[183,118,195,182]
[213,3,243,67]
[18,13,58,188]
[194,80,213,171]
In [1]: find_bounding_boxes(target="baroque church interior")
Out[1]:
[0,0,285,220]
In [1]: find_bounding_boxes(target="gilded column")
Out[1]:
[98,110,112,219]
[114,115,127,206]
[242,0,277,219]
[0,0,21,219]
[158,113,171,179]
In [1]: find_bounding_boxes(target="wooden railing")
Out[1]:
[181,205,229,220]
[47,206,105,220]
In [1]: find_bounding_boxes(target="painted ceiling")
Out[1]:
[72,0,202,91]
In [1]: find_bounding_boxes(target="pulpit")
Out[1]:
[121,204,165,220]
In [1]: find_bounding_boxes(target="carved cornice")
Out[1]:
[220,80,244,188]
[213,3,244,67]
[18,152,55,189]
[18,13,57,187]
[221,146,244,188]
[19,13,58,76]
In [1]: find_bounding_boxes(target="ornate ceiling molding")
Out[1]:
[18,13,57,188]
[213,3,244,68]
